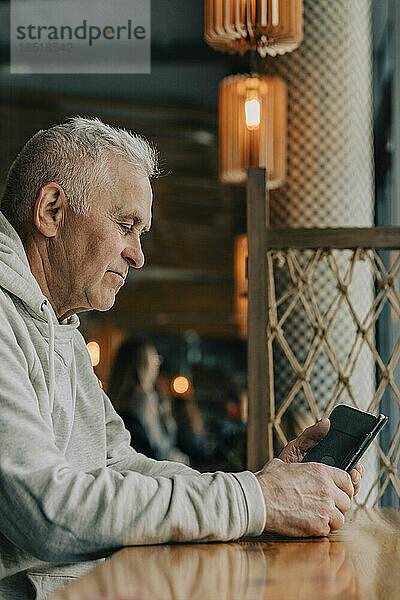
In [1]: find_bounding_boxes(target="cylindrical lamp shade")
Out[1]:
[234,233,248,337]
[205,0,303,57]
[219,74,287,187]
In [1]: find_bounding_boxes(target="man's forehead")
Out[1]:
[108,173,152,217]
[109,162,151,192]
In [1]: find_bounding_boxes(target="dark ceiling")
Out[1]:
[0,0,242,111]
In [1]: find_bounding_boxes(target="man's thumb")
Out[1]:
[296,418,330,453]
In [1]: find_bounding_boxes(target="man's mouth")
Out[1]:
[108,270,126,282]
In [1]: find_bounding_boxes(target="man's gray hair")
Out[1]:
[1,116,159,233]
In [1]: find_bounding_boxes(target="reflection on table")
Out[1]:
[50,508,400,600]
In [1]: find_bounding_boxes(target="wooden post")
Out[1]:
[246,167,270,471]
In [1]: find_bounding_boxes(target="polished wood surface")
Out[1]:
[50,508,400,600]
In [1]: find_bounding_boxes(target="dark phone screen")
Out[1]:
[302,405,379,469]
[302,428,362,467]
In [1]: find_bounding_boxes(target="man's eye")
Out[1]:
[119,223,133,234]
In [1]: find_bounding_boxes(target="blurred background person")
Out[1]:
[109,337,189,464]
[109,336,212,468]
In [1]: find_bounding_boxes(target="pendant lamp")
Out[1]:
[205,0,303,57]
[219,73,287,187]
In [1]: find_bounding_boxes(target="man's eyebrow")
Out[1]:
[113,208,141,222]
[116,211,140,222]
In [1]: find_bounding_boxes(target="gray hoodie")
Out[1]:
[0,211,265,599]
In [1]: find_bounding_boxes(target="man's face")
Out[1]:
[52,162,153,318]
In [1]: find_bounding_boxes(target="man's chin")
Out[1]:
[99,299,116,312]
[90,293,117,313]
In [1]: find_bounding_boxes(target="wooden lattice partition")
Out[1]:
[246,168,400,507]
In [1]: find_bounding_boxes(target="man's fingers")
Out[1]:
[329,506,345,532]
[353,462,365,477]
[296,418,330,454]
[334,487,352,515]
[350,463,364,495]
[329,466,354,500]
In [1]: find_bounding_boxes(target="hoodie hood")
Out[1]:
[0,210,58,318]
[0,211,79,326]
[0,210,80,411]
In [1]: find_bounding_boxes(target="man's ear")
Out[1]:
[33,183,67,238]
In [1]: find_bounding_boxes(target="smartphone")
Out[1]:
[301,404,388,472]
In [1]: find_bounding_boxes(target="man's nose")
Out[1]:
[121,242,145,269]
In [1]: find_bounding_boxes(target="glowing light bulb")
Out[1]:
[245,98,261,129]
[172,375,190,395]
[87,341,100,367]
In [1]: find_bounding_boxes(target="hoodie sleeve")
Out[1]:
[0,305,266,564]
[104,390,266,537]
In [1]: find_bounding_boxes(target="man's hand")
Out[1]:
[256,458,353,536]
[255,419,365,537]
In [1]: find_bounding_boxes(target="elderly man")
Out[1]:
[0,118,363,599]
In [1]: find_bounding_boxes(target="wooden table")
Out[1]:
[50,508,400,600]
